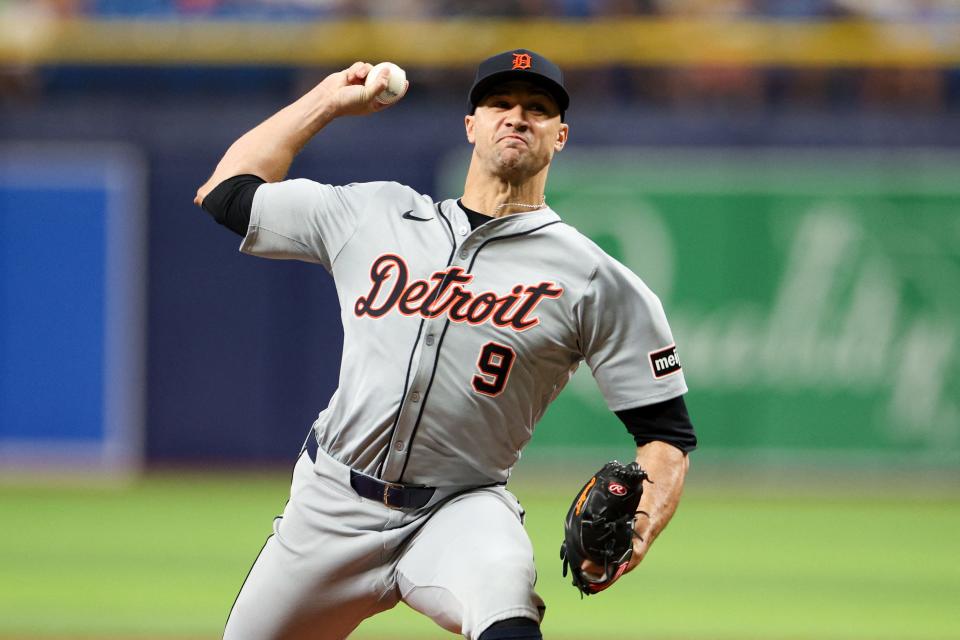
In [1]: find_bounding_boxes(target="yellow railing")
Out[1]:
[2,18,959,67]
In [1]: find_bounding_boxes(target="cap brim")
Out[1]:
[469,70,569,114]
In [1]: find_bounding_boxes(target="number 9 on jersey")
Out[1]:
[471,342,516,397]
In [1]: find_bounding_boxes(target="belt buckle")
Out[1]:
[382,480,404,508]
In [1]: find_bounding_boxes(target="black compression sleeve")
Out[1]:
[201,174,266,237]
[616,396,698,453]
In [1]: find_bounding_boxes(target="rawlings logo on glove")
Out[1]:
[560,461,649,596]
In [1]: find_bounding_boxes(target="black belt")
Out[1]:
[349,470,436,509]
[303,432,436,509]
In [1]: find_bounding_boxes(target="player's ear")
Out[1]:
[554,123,569,152]
[465,114,476,144]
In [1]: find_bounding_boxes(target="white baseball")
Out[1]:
[365,62,408,105]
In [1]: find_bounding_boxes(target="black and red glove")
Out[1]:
[560,461,648,596]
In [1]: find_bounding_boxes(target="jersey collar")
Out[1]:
[440,199,561,240]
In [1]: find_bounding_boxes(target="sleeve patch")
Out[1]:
[648,344,682,379]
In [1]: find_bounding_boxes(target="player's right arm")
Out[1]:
[193,61,392,206]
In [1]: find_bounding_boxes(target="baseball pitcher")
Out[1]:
[195,49,697,640]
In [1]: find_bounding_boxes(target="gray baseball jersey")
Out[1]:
[240,179,687,487]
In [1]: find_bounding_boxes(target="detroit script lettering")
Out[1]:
[354,254,563,331]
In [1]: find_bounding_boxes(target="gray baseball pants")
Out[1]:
[223,443,545,639]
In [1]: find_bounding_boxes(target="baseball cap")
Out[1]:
[469,49,569,119]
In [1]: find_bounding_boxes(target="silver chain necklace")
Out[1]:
[494,195,546,212]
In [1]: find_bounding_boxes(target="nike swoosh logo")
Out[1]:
[402,210,433,222]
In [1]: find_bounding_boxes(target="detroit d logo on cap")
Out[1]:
[512,52,533,70]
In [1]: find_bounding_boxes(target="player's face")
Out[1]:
[465,82,569,181]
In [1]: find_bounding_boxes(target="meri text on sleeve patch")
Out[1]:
[648,344,681,379]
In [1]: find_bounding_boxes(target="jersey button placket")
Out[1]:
[382,317,437,479]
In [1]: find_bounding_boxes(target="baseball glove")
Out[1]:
[560,460,648,596]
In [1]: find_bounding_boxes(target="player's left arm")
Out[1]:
[581,396,695,579]
[575,256,697,583]
[616,395,696,571]
[626,440,689,572]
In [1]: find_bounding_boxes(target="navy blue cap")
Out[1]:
[469,49,569,117]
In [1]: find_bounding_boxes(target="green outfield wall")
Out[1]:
[442,149,960,467]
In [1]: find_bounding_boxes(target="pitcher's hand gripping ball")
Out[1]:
[560,461,648,596]
[364,62,409,105]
